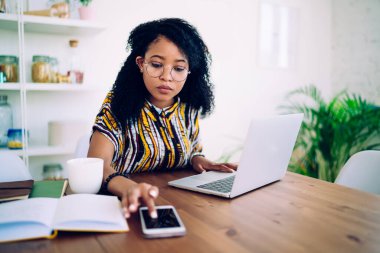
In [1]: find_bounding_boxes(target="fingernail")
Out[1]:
[123,207,130,218]
[149,190,158,198]
[129,204,137,212]
[150,211,158,219]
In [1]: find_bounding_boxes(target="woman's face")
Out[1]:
[136,36,189,108]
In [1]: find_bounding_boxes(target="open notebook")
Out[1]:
[0,194,129,243]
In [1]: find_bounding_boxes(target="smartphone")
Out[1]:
[139,205,186,238]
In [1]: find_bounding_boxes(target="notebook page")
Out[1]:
[52,194,128,232]
[0,198,58,242]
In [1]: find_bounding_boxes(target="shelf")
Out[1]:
[0,145,73,156]
[0,83,105,91]
[0,13,18,31]
[23,15,106,35]
[0,83,21,90]
[0,148,24,156]
[27,145,74,156]
[24,83,102,91]
[0,13,105,35]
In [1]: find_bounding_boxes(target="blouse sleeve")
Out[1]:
[189,108,205,163]
[92,92,124,162]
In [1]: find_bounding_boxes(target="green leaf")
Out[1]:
[278,84,380,182]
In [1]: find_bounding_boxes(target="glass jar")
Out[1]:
[49,57,59,83]
[0,55,19,83]
[32,55,51,83]
[0,95,13,147]
[68,40,84,84]
[43,163,64,180]
[7,128,22,149]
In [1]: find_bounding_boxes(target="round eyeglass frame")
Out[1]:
[143,61,191,82]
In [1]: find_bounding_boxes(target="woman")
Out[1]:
[88,18,237,219]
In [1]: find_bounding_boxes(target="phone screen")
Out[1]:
[142,208,181,229]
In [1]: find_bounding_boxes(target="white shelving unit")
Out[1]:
[0,13,18,30]
[0,145,72,157]
[0,2,106,175]
[0,13,105,34]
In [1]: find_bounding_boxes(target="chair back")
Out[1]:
[335,150,380,194]
[74,133,91,158]
[0,154,32,182]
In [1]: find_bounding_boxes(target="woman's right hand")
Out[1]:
[121,183,159,219]
[88,132,159,218]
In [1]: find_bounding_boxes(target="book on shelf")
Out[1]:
[29,180,68,198]
[0,194,129,243]
[0,180,34,202]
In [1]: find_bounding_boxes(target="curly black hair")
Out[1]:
[111,18,214,128]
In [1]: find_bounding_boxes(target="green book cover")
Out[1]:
[29,180,68,198]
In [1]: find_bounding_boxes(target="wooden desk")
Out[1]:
[1,171,380,253]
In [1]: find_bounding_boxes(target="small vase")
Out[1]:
[78,6,94,20]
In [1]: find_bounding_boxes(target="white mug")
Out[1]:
[67,158,103,194]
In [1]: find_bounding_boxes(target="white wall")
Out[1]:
[91,0,332,160]
[0,0,334,178]
[20,0,379,175]
[331,0,380,104]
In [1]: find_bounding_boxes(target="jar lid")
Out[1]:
[32,55,51,63]
[43,163,63,173]
[7,128,22,135]
[0,55,18,63]
[69,40,79,48]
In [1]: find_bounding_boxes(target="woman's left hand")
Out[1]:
[191,156,238,173]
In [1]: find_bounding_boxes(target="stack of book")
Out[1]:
[0,179,68,202]
[0,180,34,202]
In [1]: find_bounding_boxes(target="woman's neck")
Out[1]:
[148,98,174,109]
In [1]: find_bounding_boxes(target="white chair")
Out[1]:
[0,153,32,182]
[335,150,380,194]
[74,133,91,158]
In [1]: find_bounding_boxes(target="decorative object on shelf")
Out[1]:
[0,72,5,83]
[280,85,380,182]
[3,0,17,14]
[24,2,69,18]
[0,0,6,13]
[0,95,13,147]
[0,55,19,83]
[42,163,64,180]
[32,55,51,83]
[68,39,84,84]
[48,120,89,150]
[7,128,23,149]
[78,0,93,20]
[49,57,59,83]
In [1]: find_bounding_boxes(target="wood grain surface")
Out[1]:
[1,170,379,253]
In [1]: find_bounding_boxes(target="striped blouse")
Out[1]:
[93,92,204,174]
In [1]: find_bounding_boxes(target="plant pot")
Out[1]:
[78,6,94,20]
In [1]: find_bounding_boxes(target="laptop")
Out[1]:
[168,113,303,198]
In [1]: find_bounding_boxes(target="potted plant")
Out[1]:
[78,0,93,20]
[280,85,380,182]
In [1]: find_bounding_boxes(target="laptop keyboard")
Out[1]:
[196,175,236,193]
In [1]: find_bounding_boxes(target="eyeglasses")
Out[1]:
[143,61,191,82]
